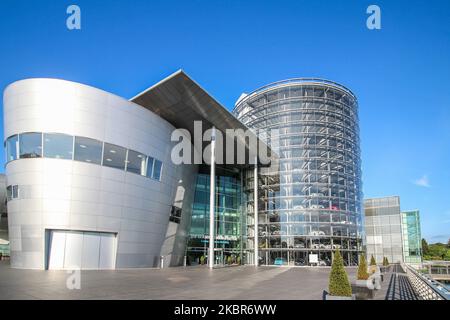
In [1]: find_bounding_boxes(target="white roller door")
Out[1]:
[47,230,116,270]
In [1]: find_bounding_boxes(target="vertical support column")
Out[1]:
[208,127,216,269]
[254,156,259,267]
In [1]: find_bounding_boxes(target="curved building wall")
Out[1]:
[3,78,197,269]
[234,79,363,266]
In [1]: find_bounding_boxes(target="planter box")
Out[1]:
[352,282,375,300]
[324,293,356,300]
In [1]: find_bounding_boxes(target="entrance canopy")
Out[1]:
[130,70,275,167]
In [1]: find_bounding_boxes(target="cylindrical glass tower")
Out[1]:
[234,79,363,266]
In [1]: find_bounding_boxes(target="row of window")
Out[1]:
[5,132,163,181]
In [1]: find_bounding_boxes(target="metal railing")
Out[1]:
[403,264,450,300]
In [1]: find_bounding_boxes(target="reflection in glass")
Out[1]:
[74,136,103,164]
[44,133,73,159]
[103,143,127,170]
[152,160,162,181]
[146,157,154,178]
[126,150,147,175]
[19,132,42,158]
[6,135,19,161]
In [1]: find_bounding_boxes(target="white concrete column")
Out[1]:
[208,127,216,269]
[254,156,259,267]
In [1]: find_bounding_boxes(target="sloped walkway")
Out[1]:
[375,264,419,300]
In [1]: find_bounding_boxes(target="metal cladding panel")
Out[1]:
[3,78,198,269]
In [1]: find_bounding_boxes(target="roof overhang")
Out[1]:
[131,70,276,168]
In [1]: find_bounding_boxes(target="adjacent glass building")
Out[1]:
[234,79,363,266]
[364,196,404,264]
[402,210,422,264]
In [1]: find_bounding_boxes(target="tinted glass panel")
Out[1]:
[152,160,162,180]
[6,186,12,201]
[146,157,154,178]
[44,133,73,160]
[74,137,103,164]
[103,143,127,170]
[6,135,19,161]
[126,150,147,175]
[12,185,19,198]
[19,133,42,158]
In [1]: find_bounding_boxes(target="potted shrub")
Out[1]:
[352,254,376,299]
[200,255,205,265]
[325,249,355,300]
[237,256,241,265]
[227,256,232,265]
[369,255,377,274]
[356,254,369,282]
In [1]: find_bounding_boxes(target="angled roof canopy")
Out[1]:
[130,70,275,167]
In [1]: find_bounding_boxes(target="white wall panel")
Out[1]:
[4,78,198,269]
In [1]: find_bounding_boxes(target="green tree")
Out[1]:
[370,255,376,266]
[329,249,352,297]
[422,238,429,256]
[385,257,389,265]
[357,254,369,280]
[447,238,450,249]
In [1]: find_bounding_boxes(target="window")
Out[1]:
[6,135,19,161]
[43,133,73,160]
[103,143,127,170]
[74,137,103,164]
[7,131,164,183]
[152,160,163,181]
[126,150,147,175]
[169,206,182,224]
[19,132,42,158]
[146,157,154,178]
[6,185,19,201]
[6,186,11,201]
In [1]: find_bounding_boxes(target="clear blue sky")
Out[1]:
[0,0,449,243]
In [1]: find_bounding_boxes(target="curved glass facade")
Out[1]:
[5,132,163,181]
[234,79,363,266]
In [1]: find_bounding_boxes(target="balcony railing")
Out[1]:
[403,264,450,300]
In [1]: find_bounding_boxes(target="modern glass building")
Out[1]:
[364,196,404,264]
[402,210,422,264]
[3,71,363,270]
[233,79,363,266]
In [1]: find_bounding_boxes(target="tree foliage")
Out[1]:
[370,255,376,266]
[422,238,429,255]
[329,249,352,297]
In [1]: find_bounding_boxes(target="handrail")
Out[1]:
[403,264,450,300]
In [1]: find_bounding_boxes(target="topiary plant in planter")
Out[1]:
[326,249,353,299]
[357,254,369,280]
[369,255,377,274]
[200,255,205,265]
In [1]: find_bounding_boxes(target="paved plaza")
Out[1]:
[0,261,360,300]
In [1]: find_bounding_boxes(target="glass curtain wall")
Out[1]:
[402,210,422,264]
[234,79,363,266]
[186,170,245,266]
[364,197,404,264]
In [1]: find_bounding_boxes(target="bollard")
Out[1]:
[183,255,187,267]
[160,256,164,269]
